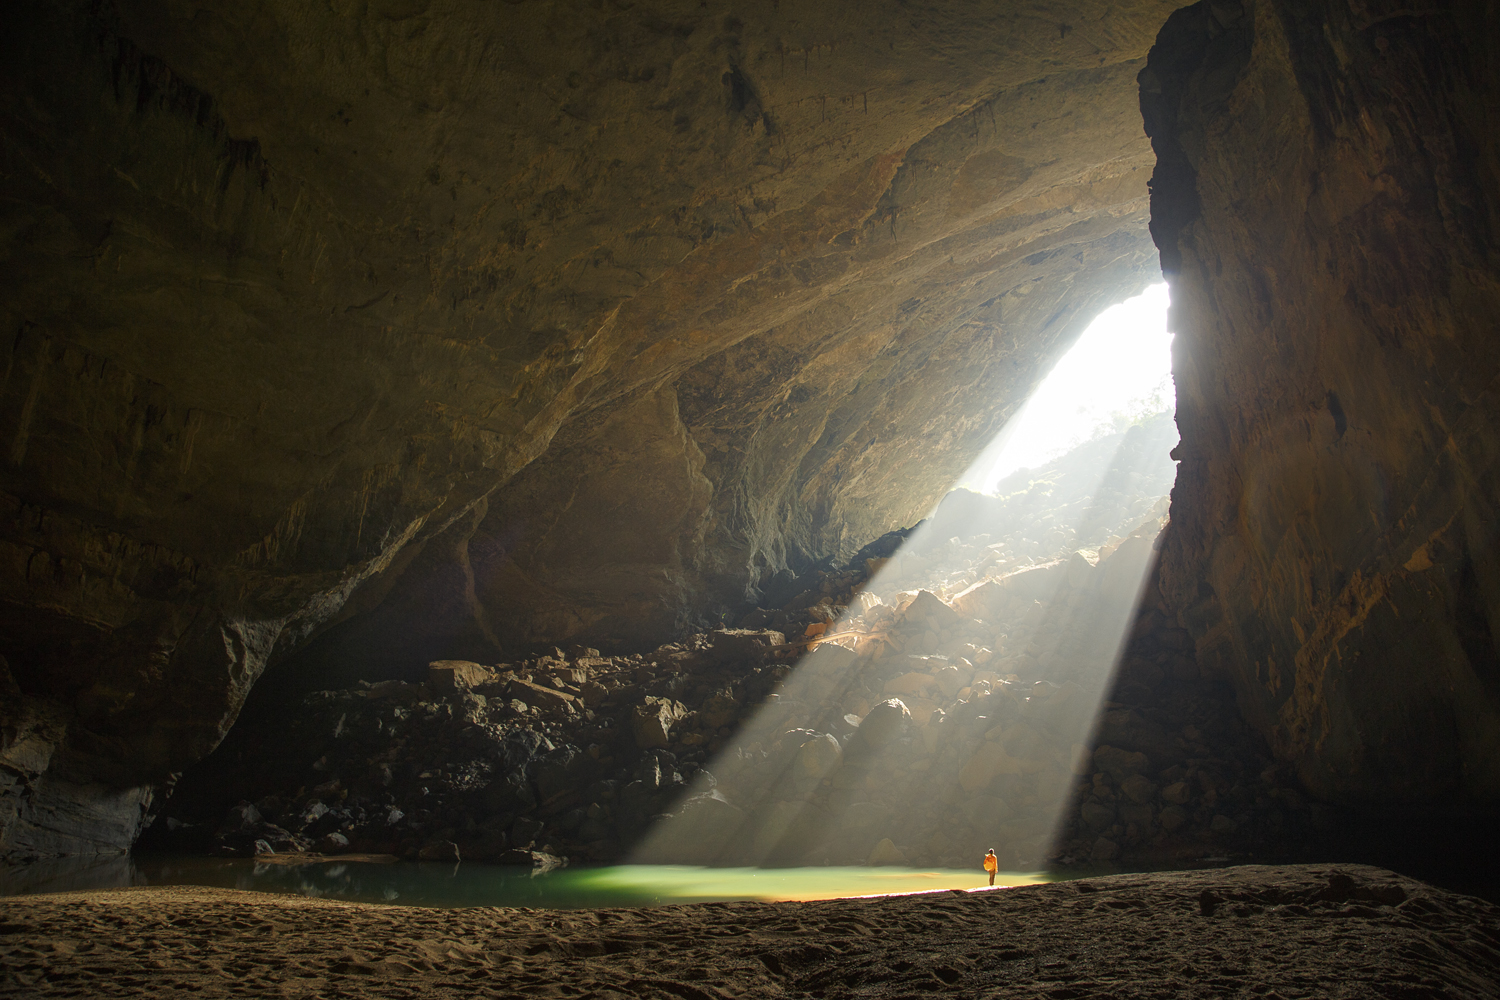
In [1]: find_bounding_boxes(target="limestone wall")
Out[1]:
[1145,0,1500,804]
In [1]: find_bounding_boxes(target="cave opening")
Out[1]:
[629,284,1180,876]
[3,3,1500,976]
[118,280,1186,899]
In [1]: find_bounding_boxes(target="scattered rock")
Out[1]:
[318,832,350,854]
[791,733,842,792]
[867,837,909,865]
[1160,781,1191,805]
[1081,802,1115,831]
[494,849,564,871]
[418,840,461,862]
[1093,746,1150,782]
[1119,774,1157,805]
[509,678,576,712]
[901,591,961,630]
[851,699,910,752]
[632,697,688,749]
[427,660,494,692]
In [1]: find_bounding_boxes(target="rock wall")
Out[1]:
[1145,0,1500,805]
[1,0,1180,856]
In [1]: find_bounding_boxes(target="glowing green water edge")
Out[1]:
[572,866,1051,903]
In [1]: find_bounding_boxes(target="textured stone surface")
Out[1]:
[1145,0,1500,804]
[0,0,1182,856]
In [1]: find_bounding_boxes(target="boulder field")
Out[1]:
[143,427,1317,871]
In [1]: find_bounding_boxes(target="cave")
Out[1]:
[3,0,1500,987]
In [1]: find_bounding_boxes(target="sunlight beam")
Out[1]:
[632,284,1176,877]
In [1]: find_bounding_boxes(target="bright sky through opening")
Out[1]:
[964,282,1173,493]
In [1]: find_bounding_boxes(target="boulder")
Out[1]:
[791,733,843,792]
[900,591,961,630]
[708,629,787,664]
[494,849,564,871]
[1062,549,1098,590]
[638,790,745,865]
[935,665,966,700]
[1080,801,1115,831]
[835,801,893,840]
[699,692,741,729]
[852,699,910,750]
[867,837,909,866]
[902,697,942,727]
[952,580,1006,620]
[1029,680,1090,735]
[1118,802,1154,831]
[418,840,461,862]
[428,660,494,692]
[1158,805,1189,832]
[317,832,350,854]
[1161,781,1192,805]
[884,672,936,698]
[1092,745,1150,782]
[533,746,598,803]
[507,678,576,712]
[958,741,1028,792]
[365,680,424,703]
[632,697,688,749]
[1119,774,1158,805]
[1069,743,1093,776]
[995,561,1067,601]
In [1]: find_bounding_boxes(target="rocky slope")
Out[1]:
[0,0,1181,858]
[1143,0,1500,806]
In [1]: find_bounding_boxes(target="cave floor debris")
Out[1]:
[2,865,1495,999]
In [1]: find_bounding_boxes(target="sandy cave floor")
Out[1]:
[2,864,1498,999]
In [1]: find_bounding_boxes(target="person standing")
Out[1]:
[983,848,999,886]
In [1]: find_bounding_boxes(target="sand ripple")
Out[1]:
[3,864,1497,998]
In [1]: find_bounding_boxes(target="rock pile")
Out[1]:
[1048,603,1337,865]
[145,633,795,865]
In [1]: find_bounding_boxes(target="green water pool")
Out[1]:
[0,854,1054,908]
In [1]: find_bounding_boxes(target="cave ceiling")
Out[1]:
[0,0,1178,852]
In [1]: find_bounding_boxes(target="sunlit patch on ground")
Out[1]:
[579,864,1052,903]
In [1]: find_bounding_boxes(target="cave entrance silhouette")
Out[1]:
[632,284,1177,875]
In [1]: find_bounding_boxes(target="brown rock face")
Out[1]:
[0,0,1177,855]
[1145,1,1500,804]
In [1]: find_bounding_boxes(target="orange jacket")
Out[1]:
[983,853,998,872]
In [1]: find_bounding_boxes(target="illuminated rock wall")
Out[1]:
[1146,0,1500,805]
